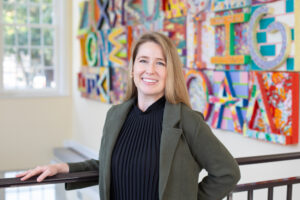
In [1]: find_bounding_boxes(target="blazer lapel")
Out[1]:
[159,101,182,200]
[102,98,136,200]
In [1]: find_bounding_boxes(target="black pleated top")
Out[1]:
[110,96,166,200]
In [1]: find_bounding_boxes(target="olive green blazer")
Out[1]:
[66,98,240,200]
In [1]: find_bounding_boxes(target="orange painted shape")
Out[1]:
[211,55,248,64]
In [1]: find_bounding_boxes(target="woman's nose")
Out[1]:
[146,62,155,74]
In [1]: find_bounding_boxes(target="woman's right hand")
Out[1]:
[16,163,69,182]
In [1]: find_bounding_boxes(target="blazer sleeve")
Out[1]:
[183,111,240,200]
[65,159,99,190]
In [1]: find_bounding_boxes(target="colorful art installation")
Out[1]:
[185,69,213,120]
[186,0,211,69]
[164,0,188,19]
[163,17,187,65]
[244,72,299,144]
[248,6,292,70]
[108,27,128,67]
[78,1,90,36]
[249,0,296,71]
[187,0,210,15]
[210,12,251,65]
[77,0,299,144]
[211,0,252,12]
[96,0,116,29]
[86,32,98,67]
[207,71,249,133]
[110,67,128,104]
[252,0,279,4]
[78,66,111,103]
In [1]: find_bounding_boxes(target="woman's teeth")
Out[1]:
[143,78,157,83]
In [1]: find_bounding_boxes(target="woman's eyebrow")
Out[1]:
[137,55,165,61]
[156,58,165,62]
[137,56,149,60]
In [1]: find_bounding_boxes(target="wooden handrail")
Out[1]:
[233,176,300,192]
[235,152,300,165]
[1,152,300,189]
[0,171,98,188]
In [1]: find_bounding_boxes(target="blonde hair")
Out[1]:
[124,31,191,108]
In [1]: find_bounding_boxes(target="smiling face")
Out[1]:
[132,41,167,101]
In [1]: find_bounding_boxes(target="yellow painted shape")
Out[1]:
[211,13,249,56]
[108,27,126,66]
[295,0,300,71]
[78,35,88,66]
[165,0,187,19]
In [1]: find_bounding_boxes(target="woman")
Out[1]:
[17,32,240,200]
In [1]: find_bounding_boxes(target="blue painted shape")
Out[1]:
[259,18,275,30]
[291,29,294,41]
[251,5,260,15]
[226,119,234,131]
[286,0,294,13]
[257,32,267,43]
[233,85,249,97]
[286,58,294,70]
[217,105,225,128]
[260,45,276,56]
[250,60,262,70]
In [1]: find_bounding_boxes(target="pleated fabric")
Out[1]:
[110,96,166,200]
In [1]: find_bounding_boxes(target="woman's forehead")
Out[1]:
[136,42,166,60]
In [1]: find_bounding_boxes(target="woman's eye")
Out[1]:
[157,62,165,66]
[139,59,147,63]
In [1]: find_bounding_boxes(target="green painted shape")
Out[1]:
[85,32,98,67]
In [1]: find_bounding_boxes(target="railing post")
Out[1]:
[287,184,292,200]
[267,187,273,200]
[227,192,233,200]
[247,190,253,200]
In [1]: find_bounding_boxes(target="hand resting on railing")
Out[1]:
[16,163,69,182]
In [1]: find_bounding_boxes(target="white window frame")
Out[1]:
[0,0,69,98]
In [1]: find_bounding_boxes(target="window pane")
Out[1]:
[30,0,41,2]
[31,48,42,67]
[4,26,16,45]
[3,3,15,24]
[44,48,53,66]
[3,0,15,3]
[15,0,27,3]
[45,69,55,88]
[43,28,53,46]
[29,5,40,24]
[17,48,30,69]
[17,26,28,45]
[42,5,53,24]
[43,0,52,3]
[16,5,27,24]
[3,48,16,73]
[3,48,17,89]
[31,28,41,45]
[33,69,46,89]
